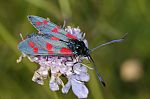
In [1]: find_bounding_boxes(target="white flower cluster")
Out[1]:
[31,56,90,98]
[17,27,91,98]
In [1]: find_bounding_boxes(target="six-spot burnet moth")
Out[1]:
[18,15,127,87]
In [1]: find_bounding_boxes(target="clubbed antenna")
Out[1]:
[88,55,106,87]
[90,33,128,52]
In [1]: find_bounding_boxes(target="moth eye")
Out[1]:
[76,46,80,49]
[76,45,82,50]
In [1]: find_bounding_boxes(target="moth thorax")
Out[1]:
[68,39,89,56]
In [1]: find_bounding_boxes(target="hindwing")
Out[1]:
[18,33,73,56]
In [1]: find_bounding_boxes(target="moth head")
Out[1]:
[68,39,90,57]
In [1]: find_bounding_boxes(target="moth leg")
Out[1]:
[64,56,77,66]
[65,56,93,70]
[16,53,26,63]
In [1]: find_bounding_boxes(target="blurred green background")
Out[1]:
[0,0,150,99]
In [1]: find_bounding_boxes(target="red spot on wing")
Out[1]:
[48,51,54,55]
[51,36,60,40]
[29,41,35,48]
[46,43,53,51]
[60,48,72,54]
[33,47,38,53]
[43,20,48,25]
[66,33,77,39]
[51,26,59,33]
[36,22,42,26]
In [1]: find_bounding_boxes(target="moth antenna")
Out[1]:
[19,33,24,40]
[90,33,128,52]
[88,55,106,87]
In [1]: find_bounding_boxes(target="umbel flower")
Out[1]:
[17,26,91,98]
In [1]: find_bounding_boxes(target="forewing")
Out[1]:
[18,34,73,56]
[28,15,77,41]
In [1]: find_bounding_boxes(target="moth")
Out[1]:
[18,15,127,87]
